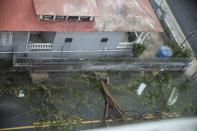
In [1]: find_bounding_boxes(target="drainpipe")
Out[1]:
[26,32,30,44]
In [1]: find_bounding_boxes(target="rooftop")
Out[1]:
[33,0,99,16]
[95,0,163,32]
[0,0,163,32]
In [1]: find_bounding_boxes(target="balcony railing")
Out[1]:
[116,42,135,49]
[26,43,60,51]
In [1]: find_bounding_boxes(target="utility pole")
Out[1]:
[180,31,196,48]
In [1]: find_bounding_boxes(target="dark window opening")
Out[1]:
[56,16,66,21]
[67,16,78,21]
[128,32,137,42]
[65,38,73,43]
[42,15,54,20]
[101,38,108,42]
[80,16,91,21]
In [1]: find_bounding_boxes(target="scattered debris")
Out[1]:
[0,71,195,130]
[94,72,130,122]
[137,83,147,95]
[167,87,179,106]
[18,90,25,98]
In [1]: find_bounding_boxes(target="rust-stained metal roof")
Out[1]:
[95,0,163,32]
[0,0,163,32]
[33,0,99,16]
[0,0,95,32]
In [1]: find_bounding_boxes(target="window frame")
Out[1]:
[67,16,79,21]
[101,38,108,43]
[65,38,73,43]
[42,15,54,20]
[56,16,66,21]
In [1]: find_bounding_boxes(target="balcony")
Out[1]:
[26,32,59,51]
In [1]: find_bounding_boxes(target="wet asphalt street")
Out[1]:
[0,96,36,130]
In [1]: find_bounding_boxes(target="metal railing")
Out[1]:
[26,43,60,51]
[117,42,134,49]
[13,56,192,72]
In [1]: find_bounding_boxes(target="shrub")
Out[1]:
[132,44,146,57]
[165,40,192,58]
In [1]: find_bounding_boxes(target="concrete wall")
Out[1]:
[0,32,28,58]
[13,32,28,52]
[47,32,130,58]
[54,32,128,50]
[0,31,131,59]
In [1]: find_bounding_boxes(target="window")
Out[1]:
[65,38,73,43]
[42,15,54,20]
[67,16,78,21]
[128,32,137,42]
[56,16,66,21]
[80,16,91,21]
[101,38,108,42]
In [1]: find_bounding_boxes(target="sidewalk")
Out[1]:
[153,0,191,49]
[152,0,197,77]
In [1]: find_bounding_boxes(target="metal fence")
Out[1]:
[13,56,192,72]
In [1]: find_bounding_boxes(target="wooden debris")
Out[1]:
[94,72,130,123]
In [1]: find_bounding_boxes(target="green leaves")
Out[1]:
[132,44,146,57]
[165,40,192,58]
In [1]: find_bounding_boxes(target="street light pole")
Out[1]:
[180,31,196,48]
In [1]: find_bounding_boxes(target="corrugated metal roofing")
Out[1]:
[95,0,163,32]
[0,0,95,32]
[33,0,99,16]
[0,0,163,32]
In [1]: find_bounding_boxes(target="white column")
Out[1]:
[90,17,94,21]
[78,16,81,21]
[53,15,56,20]
[39,15,43,20]
[66,16,69,21]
